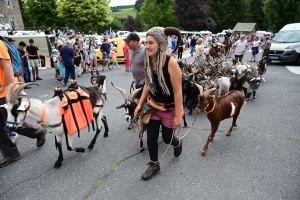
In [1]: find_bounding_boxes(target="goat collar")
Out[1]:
[205,100,215,114]
[37,104,46,124]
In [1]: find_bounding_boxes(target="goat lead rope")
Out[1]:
[179,114,199,140]
[133,118,144,150]
[161,127,179,158]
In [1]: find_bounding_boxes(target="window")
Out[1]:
[6,0,11,7]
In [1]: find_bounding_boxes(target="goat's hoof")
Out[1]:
[88,144,94,150]
[104,132,108,137]
[226,131,232,136]
[54,163,62,169]
[76,147,85,153]
[245,98,249,101]
[253,96,256,99]
[208,137,213,142]
[184,123,187,128]
[201,150,207,156]
[234,124,237,127]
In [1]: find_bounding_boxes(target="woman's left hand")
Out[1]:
[173,117,181,128]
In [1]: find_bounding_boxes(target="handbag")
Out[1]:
[140,102,156,124]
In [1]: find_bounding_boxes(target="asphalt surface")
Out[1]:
[0,51,300,200]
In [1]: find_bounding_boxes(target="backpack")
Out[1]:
[50,54,57,68]
[0,36,22,74]
[180,39,184,46]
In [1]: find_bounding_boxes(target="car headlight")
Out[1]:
[286,42,300,49]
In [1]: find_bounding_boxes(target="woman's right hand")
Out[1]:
[134,104,142,119]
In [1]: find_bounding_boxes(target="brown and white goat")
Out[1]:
[195,86,245,155]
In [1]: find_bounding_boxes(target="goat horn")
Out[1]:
[192,80,203,95]
[128,87,142,102]
[204,88,216,97]
[111,82,127,102]
[5,82,23,104]
[9,82,39,104]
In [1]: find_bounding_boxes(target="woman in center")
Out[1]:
[134,27,183,180]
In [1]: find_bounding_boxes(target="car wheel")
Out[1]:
[295,54,300,66]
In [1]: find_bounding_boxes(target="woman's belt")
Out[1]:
[147,95,174,111]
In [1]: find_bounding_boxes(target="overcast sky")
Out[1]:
[109,0,137,7]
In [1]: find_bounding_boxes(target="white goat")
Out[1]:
[5,82,109,168]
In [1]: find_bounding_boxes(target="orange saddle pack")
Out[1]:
[60,88,93,135]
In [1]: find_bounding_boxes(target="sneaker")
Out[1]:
[33,77,36,82]
[62,82,66,86]
[36,129,47,147]
[56,78,62,81]
[10,132,19,144]
[20,90,27,96]
[142,161,160,180]
[118,66,121,69]
[174,139,182,157]
[36,77,43,80]
[0,152,22,168]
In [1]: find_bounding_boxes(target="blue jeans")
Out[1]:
[58,62,65,78]
[64,65,75,84]
[190,45,195,56]
[23,65,31,83]
[102,53,110,67]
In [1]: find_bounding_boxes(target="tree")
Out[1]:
[139,0,178,29]
[174,0,216,31]
[263,0,300,32]
[250,0,267,30]
[207,0,251,31]
[18,0,34,28]
[23,0,65,29]
[57,0,113,29]
[111,18,123,31]
[135,0,145,12]
[122,16,139,31]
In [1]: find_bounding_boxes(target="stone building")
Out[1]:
[0,0,24,30]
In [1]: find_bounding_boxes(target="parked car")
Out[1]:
[269,23,300,65]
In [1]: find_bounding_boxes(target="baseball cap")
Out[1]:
[124,32,140,42]
[52,48,58,53]
[29,39,34,43]
[66,40,72,44]
[7,38,15,42]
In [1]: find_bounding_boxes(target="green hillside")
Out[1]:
[111,8,137,19]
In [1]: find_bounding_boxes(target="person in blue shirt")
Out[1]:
[171,36,177,53]
[59,40,76,86]
[100,39,111,69]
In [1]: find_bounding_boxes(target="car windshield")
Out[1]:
[272,30,300,43]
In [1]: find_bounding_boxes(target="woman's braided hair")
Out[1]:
[144,27,181,96]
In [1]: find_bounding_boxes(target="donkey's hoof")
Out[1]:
[104,132,108,137]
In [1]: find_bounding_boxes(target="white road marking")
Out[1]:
[286,66,300,75]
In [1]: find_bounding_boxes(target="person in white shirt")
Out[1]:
[249,36,261,62]
[195,38,204,59]
[232,34,248,62]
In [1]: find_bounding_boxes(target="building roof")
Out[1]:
[233,23,257,32]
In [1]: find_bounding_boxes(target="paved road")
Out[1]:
[0,51,300,200]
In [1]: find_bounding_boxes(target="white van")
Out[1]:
[269,23,300,65]
[4,35,56,67]
[116,31,129,37]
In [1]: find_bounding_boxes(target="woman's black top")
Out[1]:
[149,55,174,104]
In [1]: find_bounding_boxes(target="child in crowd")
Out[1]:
[51,49,61,81]
[73,44,84,76]
[111,47,120,69]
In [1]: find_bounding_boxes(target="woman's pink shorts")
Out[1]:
[150,110,175,129]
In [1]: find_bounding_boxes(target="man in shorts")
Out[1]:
[26,39,42,81]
